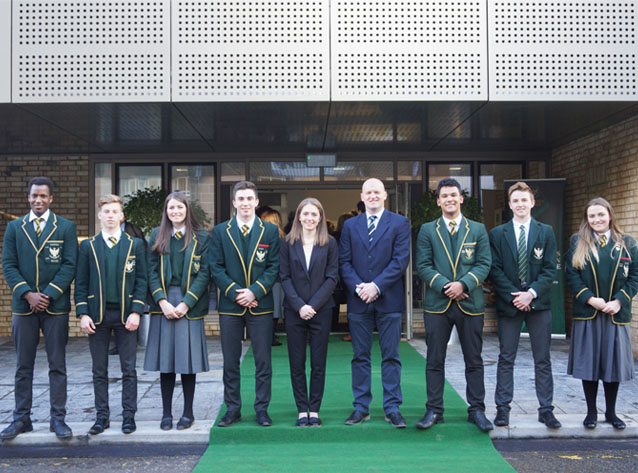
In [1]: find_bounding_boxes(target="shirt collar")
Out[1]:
[595,229,611,242]
[236,216,255,232]
[172,226,186,236]
[443,214,463,228]
[513,218,531,231]
[29,209,50,222]
[366,208,384,222]
[101,228,122,245]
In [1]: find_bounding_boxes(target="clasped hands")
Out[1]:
[443,282,468,301]
[25,291,50,312]
[587,296,621,315]
[356,282,379,303]
[160,299,190,319]
[235,288,258,308]
[511,290,534,312]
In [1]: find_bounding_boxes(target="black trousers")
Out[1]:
[12,312,68,421]
[220,313,272,413]
[88,308,138,419]
[285,308,332,413]
[424,304,486,414]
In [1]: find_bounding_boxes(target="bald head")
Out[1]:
[361,178,387,215]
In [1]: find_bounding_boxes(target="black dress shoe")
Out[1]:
[583,414,597,429]
[467,411,494,432]
[415,410,444,430]
[176,416,194,430]
[296,416,309,427]
[494,409,509,427]
[218,410,241,427]
[88,418,110,435]
[121,417,136,434]
[605,414,626,430]
[385,411,407,428]
[50,419,73,439]
[344,410,370,425]
[538,411,561,429]
[256,411,272,427]
[0,419,33,440]
[160,416,173,430]
[308,416,322,427]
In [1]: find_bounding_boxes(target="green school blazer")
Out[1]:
[147,229,211,320]
[75,233,148,324]
[566,234,638,325]
[209,216,280,316]
[416,217,491,316]
[2,213,78,316]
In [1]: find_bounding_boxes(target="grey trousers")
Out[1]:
[495,309,554,413]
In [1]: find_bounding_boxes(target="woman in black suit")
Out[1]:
[280,198,339,427]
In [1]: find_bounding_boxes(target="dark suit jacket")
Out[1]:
[209,216,280,316]
[489,218,557,317]
[338,210,410,314]
[75,233,148,325]
[2,212,78,315]
[279,237,339,313]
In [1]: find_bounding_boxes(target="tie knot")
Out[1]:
[449,220,457,235]
[369,215,377,223]
[108,236,118,247]
[241,224,249,236]
[174,231,183,240]
[36,217,44,225]
[600,235,607,246]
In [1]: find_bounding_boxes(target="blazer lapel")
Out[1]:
[117,234,134,305]
[183,233,197,287]
[247,217,266,280]
[526,220,540,260]
[356,214,370,249]
[369,211,390,250]
[435,218,455,272]
[293,239,309,277]
[453,218,471,270]
[308,243,323,275]
[226,217,247,277]
[37,213,58,252]
[90,235,106,299]
[504,220,518,262]
[20,215,38,252]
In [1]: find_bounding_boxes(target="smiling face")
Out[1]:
[233,189,259,222]
[299,203,321,233]
[361,179,387,215]
[508,190,535,222]
[28,184,53,217]
[98,202,124,233]
[166,198,187,227]
[437,186,464,219]
[587,204,611,234]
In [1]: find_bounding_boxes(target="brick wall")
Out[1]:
[552,115,638,358]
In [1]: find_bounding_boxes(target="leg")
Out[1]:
[307,309,332,413]
[160,373,177,417]
[348,311,375,413]
[454,309,486,413]
[582,379,599,426]
[87,321,112,420]
[181,374,196,419]
[40,313,69,421]
[245,314,273,413]
[219,314,245,412]
[11,315,41,422]
[375,311,402,414]
[494,312,524,412]
[113,318,138,418]
[602,381,625,428]
[285,309,310,413]
[525,309,554,413]
[424,311,454,414]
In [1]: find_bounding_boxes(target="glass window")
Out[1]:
[324,161,393,181]
[118,165,162,202]
[94,162,113,233]
[221,162,246,182]
[250,162,320,182]
[397,161,422,181]
[428,163,472,194]
[479,163,523,231]
[171,165,216,229]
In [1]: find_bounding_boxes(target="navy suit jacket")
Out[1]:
[339,210,410,314]
[279,236,339,313]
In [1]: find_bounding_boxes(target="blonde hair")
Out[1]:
[508,181,535,201]
[98,194,123,210]
[285,198,330,247]
[571,197,626,269]
[259,208,285,238]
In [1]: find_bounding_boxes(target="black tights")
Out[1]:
[582,380,620,420]
[160,372,196,419]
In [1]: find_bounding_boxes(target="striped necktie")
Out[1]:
[241,224,249,237]
[368,215,377,242]
[108,236,118,248]
[518,225,528,282]
[174,231,183,240]
[449,220,457,235]
[599,235,607,247]
[35,218,44,237]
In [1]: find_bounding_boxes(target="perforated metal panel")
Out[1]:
[0,0,11,103]
[489,1,638,100]
[331,0,488,101]
[12,1,171,103]
[172,0,330,101]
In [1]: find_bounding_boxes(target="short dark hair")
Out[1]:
[436,178,462,197]
[28,177,54,195]
[356,201,365,213]
[232,181,258,200]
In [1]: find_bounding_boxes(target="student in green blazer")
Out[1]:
[1,177,78,440]
[76,194,147,435]
[489,182,561,429]
[566,197,638,430]
[144,192,211,431]
[415,178,493,432]
[210,181,280,428]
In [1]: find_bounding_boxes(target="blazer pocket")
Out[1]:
[192,255,202,273]
[460,243,476,264]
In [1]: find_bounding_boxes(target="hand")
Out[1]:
[235,288,256,307]
[443,282,466,301]
[125,312,140,331]
[159,299,178,319]
[586,297,607,311]
[25,292,50,312]
[80,315,96,335]
[299,305,316,320]
[602,299,621,315]
[174,302,189,319]
[511,291,534,311]
[356,282,379,304]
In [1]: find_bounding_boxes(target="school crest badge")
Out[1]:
[44,242,63,263]
[125,257,135,273]
[623,264,629,278]
[256,248,266,263]
[533,248,544,260]
[463,247,474,259]
[193,260,201,272]
[49,246,61,261]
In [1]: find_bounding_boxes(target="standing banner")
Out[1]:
[504,179,566,335]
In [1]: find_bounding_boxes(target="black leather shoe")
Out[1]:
[121,416,136,434]
[176,416,194,430]
[344,410,370,425]
[494,409,509,427]
[88,417,110,435]
[583,414,597,429]
[308,416,322,427]
[385,411,407,428]
[605,414,626,430]
[218,410,241,427]
[467,411,494,432]
[256,411,272,427]
[415,410,444,430]
[538,411,561,429]
[160,416,173,430]
[296,416,309,427]
[50,419,73,439]
[0,419,33,440]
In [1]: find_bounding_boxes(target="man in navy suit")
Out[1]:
[339,178,411,428]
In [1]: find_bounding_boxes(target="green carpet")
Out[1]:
[194,335,515,473]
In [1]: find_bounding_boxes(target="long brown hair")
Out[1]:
[151,192,201,254]
[285,198,330,247]
[258,207,285,238]
[571,197,625,269]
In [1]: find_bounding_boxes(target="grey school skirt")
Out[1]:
[567,313,634,383]
[143,286,210,374]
